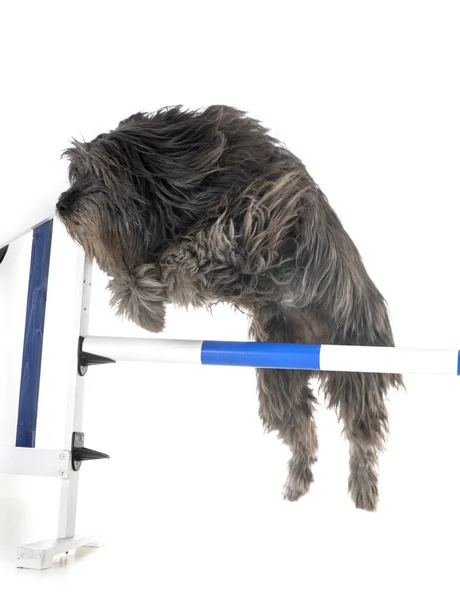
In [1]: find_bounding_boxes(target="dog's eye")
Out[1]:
[68,163,86,184]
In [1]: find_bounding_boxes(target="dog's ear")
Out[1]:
[119,113,148,127]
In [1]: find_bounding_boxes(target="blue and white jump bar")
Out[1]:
[81,337,460,375]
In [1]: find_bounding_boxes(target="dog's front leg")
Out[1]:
[108,264,166,333]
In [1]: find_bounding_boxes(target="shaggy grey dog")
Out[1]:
[57,105,402,511]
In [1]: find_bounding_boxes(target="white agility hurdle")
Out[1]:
[1,211,459,570]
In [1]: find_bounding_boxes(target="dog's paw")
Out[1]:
[108,264,166,333]
[282,464,314,502]
[131,302,166,333]
[348,469,379,512]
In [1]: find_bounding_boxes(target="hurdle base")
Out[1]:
[17,535,100,570]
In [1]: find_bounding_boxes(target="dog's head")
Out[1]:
[57,115,165,274]
[57,108,223,273]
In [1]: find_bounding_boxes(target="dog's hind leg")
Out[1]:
[318,275,401,511]
[249,305,325,501]
[323,371,391,511]
[291,206,403,510]
[320,318,400,511]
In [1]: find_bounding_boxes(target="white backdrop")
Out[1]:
[1,1,460,598]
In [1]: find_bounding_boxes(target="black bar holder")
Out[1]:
[0,245,8,264]
[78,336,115,376]
[71,432,110,471]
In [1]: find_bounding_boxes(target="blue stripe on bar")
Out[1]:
[16,220,53,448]
[201,341,322,370]
[458,351,460,376]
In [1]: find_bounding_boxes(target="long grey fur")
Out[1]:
[57,105,403,510]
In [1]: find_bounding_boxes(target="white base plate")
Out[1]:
[17,535,100,569]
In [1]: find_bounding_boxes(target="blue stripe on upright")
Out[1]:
[458,351,460,376]
[16,220,53,448]
[201,341,321,370]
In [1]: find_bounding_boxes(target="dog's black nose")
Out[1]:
[56,200,68,215]
[57,188,78,216]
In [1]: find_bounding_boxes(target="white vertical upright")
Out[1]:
[57,252,93,539]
